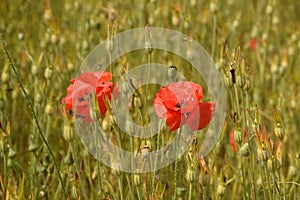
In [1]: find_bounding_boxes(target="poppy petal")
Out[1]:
[186,102,216,131]
[165,109,186,132]
[153,95,167,119]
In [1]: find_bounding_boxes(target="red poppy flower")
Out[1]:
[250,38,257,51]
[153,81,215,132]
[62,71,116,122]
[230,129,237,153]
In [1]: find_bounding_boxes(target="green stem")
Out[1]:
[240,154,247,200]
[118,176,124,200]
[173,127,182,200]
[188,182,193,200]
[0,34,67,199]
[211,14,217,59]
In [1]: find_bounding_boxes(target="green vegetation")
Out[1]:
[0,0,299,199]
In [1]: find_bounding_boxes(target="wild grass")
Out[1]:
[0,0,299,199]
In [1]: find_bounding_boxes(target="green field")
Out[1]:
[0,0,299,199]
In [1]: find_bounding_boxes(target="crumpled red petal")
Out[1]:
[186,102,216,131]
[165,109,186,132]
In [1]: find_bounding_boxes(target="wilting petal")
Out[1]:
[165,110,186,132]
[186,102,216,131]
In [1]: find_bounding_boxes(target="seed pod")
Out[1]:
[45,104,53,115]
[145,40,153,54]
[234,128,242,144]
[287,166,296,180]
[274,123,284,140]
[106,39,114,52]
[63,125,75,141]
[209,2,218,13]
[257,148,270,161]
[1,72,9,83]
[240,143,249,157]
[266,5,273,15]
[267,157,278,171]
[8,147,17,158]
[134,173,141,186]
[64,150,74,166]
[31,65,38,75]
[168,65,178,80]
[217,184,225,197]
[199,171,210,186]
[186,167,196,183]
[44,67,52,79]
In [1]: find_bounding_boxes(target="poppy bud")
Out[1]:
[134,173,141,186]
[240,142,249,157]
[274,123,284,140]
[267,157,278,171]
[176,187,187,198]
[237,74,246,89]
[217,184,225,197]
[31,65,38,75]
[38,190,46,198]
[64,150,74,166]
[140,145,150,159]
[8,146,16,158]
[186,167,196,183]
[287,166,296,180]
[45,104,53,115]
[50,34,59,44]
[266,5,273,15]
[168,65,177,80]
[172,14,180,26]
[102,114,112,132]
[35,93,42,104]
[209,2,218,13]
[1,71,9,83]
[18,32,24,41]
[257,148,268,161]
[106,39,114,52]
[28,137,38,152]
[42,155,51,167]
[63,125,75,141]
[145,40,153,54]
[234,128,242,144]
[199,171,210,186]
[92,169,98,180]
[0,140,3,152]
[7,158,13,168]
[71,185,78,199]
[44,67,52,79]
[186,49,193,60]
[67,63,74,71]
[12,90,18,99]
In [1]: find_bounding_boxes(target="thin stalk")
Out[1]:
[211,14,217,59]
[136,186,141,200]
[3,139,7,200]
[263,163,272,200]
[188,182,193,200]
[0,34,67,199]
[272,170,282,199]
[118,176,124,200]
[151,120,163,197]
[240,154,247,200]
[173,127,182,200]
